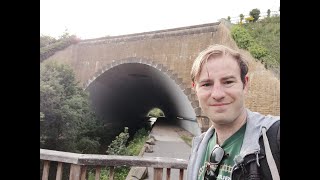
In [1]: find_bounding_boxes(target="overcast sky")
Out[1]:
[40,0,280,39]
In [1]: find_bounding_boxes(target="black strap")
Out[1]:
[259,120,280,178]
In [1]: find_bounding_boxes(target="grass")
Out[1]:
[242,16,280,75]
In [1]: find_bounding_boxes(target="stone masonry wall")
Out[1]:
[44,22,280,116]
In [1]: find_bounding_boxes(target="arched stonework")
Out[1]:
[83,57,202,117]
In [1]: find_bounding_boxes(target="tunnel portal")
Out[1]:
[86,61,200,136]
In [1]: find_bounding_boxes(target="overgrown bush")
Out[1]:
[106,127,129,155]
[40,35,80,62]
[231,26,254,50]
[91,127,148,180]
[243,16,279,76]
[248,43,268,59]
[76,137,100,154]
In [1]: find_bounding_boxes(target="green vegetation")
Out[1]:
[126,128,149,155]
[249,8,261,22]
[243,15,280,73]
[40,59,151,179]
[147,107,165,118]
[40,61,103,179]
[106,127,130,155]
[88,127,149,180]
[40,61,101,154]
[231,12,280,76]
[40,31,80,62]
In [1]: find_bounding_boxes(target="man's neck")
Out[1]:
[214,109,247,145]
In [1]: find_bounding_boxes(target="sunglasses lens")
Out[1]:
[210,146,224,164]
[204,169,216,180]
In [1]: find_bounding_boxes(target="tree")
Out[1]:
[267,9,271,18]
[249,8,261,22]
[40,61,100,153]
[239,14,244,24]
[227,16,231,22]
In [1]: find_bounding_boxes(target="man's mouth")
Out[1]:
[210,103,230,106]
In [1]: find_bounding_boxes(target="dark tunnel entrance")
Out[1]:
[86,62,199,145]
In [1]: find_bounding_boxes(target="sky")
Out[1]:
[40,0,280,39]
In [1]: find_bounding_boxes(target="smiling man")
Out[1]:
[187,44,280,180]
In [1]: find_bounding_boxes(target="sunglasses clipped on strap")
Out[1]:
[204,144,227,180]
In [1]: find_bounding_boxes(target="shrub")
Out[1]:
[231,26,254,50]
[106,127,129,155]
[248,43,268,60]
[40,35,80,62]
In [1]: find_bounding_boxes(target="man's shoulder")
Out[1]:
[246,109,280,130]
[247,108,280,120]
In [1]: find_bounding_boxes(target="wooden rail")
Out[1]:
[40,149,188,180]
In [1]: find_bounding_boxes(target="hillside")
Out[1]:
[242,16,280,77]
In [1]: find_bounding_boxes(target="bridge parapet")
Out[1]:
[80,22,220,45]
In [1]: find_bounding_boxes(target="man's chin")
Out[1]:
[208,114,227,123]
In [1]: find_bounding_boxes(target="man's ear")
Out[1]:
[192,82,196,91]
[243,75,249,93]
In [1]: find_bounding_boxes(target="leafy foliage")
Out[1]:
[40,34,80,62]
[106,127,130,155]
[231,26,254,50]
[267,9,271,18]
[248,43,268,59]
[40,35,57,48]
[243,16,280,74]
[126,128,149,155]
[231,14,280,77]
[147,108,165,117]
[249,8,261,22]
[95,127,148,180]
[231,25,268,60]
[40,61,100,153]
[239,14,244,24]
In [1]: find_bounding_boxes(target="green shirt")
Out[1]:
[197,124,246,180]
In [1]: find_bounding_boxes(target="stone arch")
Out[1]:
[84,57,202,115]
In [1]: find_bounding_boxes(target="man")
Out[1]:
[187,44,280,180]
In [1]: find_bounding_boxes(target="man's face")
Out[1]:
[195,55,248,125]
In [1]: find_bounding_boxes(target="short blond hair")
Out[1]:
[191,44,248,85]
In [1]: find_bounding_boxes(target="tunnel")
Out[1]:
[85,61,200,138]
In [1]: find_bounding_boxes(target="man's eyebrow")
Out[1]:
[221,75,236,80]
[197,79,211,83]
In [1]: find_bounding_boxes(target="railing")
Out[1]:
[40,149,188,180]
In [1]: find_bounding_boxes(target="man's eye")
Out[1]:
[225,81,233,84]
[202,83,210,87]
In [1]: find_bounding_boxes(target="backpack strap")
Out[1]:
[262,123,280,180]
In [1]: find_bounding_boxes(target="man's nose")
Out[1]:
[210,84,225,100]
